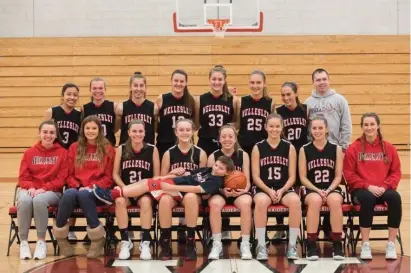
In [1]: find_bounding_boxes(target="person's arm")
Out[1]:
[95,146,115,189]
[242,152,251,192]
[43,150,68,192]
[18,151,36,190]
[279,145,296,192]
[235,98,241,130]
[193,96,200,131]
[270,99,276,113]
[113,145,126,187]
[44,108,53,120]
[66,145,81,188]
[339,97,352,151]
[160,150,171,176]
[342,146,369,190]
[152,146,161,177]
[206,153,215,168]
[153,102,160,134]
[114,102,123,133]
[199,149,208,168]
[326,145,343,193]
[232,96,238,127]
[251,145,271,194]
[382,145,401,190]
[298,147,320,192]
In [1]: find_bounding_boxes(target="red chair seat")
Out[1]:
[72,206,107,214]
[172,205,204,213]
[9,206,56,215]
[267,205,289,213]
[352,204,388,212]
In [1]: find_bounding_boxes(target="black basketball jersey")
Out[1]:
[83,101,116,145]
[168,145,201,172]
[277,104,308,153]
[303,141,337,189]
[157,93,193,144]
[51,106,81,150]
[198,92,234,139]
[120,99,155,145]
[257,139,290,190]
[238,96,272,150]
[120,143,154,185]
[212,149,244,172]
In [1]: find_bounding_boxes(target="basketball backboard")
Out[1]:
[173,0,263,34]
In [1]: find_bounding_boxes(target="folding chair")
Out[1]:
[7,185,58,256]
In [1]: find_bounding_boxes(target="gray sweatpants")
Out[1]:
[17,189,61,241]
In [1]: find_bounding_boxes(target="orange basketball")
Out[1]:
[224,171,247,190]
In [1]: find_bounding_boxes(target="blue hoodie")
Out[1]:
[305,89,352,150]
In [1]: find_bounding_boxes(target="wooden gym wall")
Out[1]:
[0,36,409,152]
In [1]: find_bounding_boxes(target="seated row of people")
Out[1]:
[17,112,402,263]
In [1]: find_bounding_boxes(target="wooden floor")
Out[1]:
[0,151,409,273]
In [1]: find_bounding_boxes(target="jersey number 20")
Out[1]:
[287,128,301,140]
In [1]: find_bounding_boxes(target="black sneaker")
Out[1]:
[185,238,197,260]
[159,239,172,260]
[333,240,345,260]
[177,225,187,245]
[93,185,114,205]
[306,240,319,261]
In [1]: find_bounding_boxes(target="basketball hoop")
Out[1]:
[207,19,230,38]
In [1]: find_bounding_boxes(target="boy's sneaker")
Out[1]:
[306,240,319,261]
[20,241,32,260]
[208,240,223,260]
[332,240,345,260]
[385,241,397,260]
[93,185,114,205]
[119,240,133,260]
[360,242,373,260]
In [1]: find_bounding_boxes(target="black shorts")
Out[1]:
[197,138,220,157]
[302,186,344,203]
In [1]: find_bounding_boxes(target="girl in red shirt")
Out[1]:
[53,115,115,259]
[18,120,68,260]
[343,112,401,260]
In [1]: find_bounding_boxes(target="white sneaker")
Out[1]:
[119,240,133,260]
[139,241,152,260]
[208,240,223,260]
[385,241,397,260]
[33,240,47,260]
[20,241,32,260]
[221,231,232,240]
[256,244,268,260]
[68,231,77,241]
[360,242,372,260]
[240,241,252,260]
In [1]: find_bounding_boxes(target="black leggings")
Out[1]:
[351,189,402,228]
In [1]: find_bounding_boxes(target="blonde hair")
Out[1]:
[124,119,146,160]
[175,119,196,163]
[250,70,270,99]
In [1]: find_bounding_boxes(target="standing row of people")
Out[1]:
[16,67,402,262]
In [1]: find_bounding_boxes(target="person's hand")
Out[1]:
[268,189,278,203]
[317,189,327,204]
[223,188,233,198]
[161,182,175,191]
[33,189,45,196]
[114,186,122,191]
[27,188,36,197]
[273,188,285,203]
[368,185,384,197]
[232,188,247,197]
[170,167,186,176]
[79,187,91,191]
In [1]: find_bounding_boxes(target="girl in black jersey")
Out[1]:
[274,82,309,240]
[44,83,81,150]
[207,124,252,260]
[155,70,195,159]
[252,113,301,261]
[159,119,207,248]
[196,65,238,156]
[82,78,117,146]
[44,83,81,242]
[299,115,344,261]
[116,72,159,145]
[113,119,160,260]
[237,70,275,156]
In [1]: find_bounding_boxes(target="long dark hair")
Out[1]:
[209,65,232,101]
[360,112,389,164]
[171,69,195,117]
[281,82,304,110]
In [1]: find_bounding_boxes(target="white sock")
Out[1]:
[213,233,222,243]
[242,235,250,243]
[256,228,266,246]
[288,228,299,246]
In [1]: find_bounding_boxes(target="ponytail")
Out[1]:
[281,82,304,110]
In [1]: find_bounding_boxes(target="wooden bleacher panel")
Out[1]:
[0,36,409,150]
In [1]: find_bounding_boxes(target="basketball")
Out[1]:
[224,170,247,190]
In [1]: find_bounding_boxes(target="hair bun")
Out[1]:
[134,71,142,75]
[214,64,224,69]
